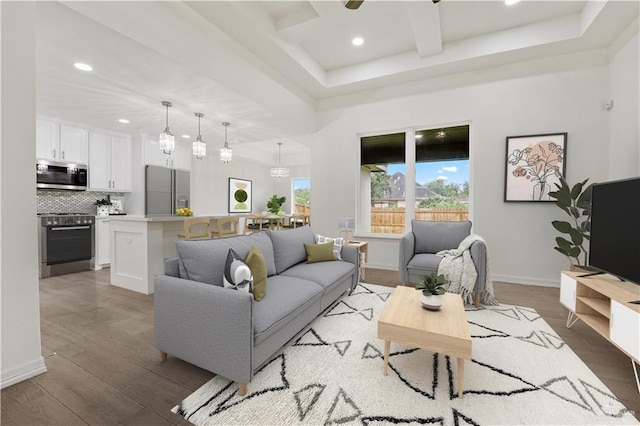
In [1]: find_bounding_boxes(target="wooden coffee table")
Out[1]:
[377,286,472,398]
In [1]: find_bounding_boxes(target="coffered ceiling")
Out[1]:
[35,1,639,165]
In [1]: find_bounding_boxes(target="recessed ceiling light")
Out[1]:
[182,134,190,139]
[118,119,129,124]
[505,0,520,5]
[415,134,423,139]
[73,62,93,72]
[352,37,364,46]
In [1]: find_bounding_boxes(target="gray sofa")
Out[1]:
[154,225,358,396]
[399,220,487,307]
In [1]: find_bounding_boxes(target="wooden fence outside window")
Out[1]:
[371,207,469,234]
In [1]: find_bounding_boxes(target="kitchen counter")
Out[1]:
[108,215,234,294]
[108,214,217,222]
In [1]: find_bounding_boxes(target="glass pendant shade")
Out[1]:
[159,101,175,154]
[270,142,289,181]
[192,113,206,159]
[220,122,232,164]
[220,145,232,163]
[193,136,206,159]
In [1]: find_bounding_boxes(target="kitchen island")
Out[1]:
[108,215,219,295]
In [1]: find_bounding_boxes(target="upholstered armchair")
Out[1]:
[399,220,489,307]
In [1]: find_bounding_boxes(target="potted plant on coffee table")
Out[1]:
[416,273,448,310]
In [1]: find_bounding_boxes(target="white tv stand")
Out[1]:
[560,271,640,393]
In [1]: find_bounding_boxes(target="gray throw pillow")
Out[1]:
[412,220,472,254]
[268,225,316,274]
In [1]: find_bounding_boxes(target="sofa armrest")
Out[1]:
[340,245,359,287]
[469,240,487,293]
[399,232,415,283]
[154,275,254,383]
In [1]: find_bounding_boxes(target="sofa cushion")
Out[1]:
[223,249,252,292]
[268,225,316,274]
[253,275,322,345]
[314,235,343,260]
[412,220,471,254]
[281,260,355,290]
[175,231,276,286]
[304,242,335,263]
[246,245,267,301]
[407,253,442,276]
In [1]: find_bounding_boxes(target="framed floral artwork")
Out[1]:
[504,133,567,202]
[229,178,252,213]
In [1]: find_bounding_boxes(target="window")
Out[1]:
[293,178,310,215]
[359,125,470,235]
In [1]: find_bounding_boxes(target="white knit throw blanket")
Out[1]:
[436,234,497,305]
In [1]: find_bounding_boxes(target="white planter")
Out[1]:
[96,205,110,216]
[420,293,443,311]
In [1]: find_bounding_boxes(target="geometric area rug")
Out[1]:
[173,283,638,425]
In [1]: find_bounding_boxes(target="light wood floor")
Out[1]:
[2,268,638,425]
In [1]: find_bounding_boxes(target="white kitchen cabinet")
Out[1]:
[36,121,88,163]
[95,217,111,268]
[59,125,89,163]
[143,137,191,171]
[36,119,60,160]
[89,132,132,192]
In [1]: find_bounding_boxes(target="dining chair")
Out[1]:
[211,216,240,238]
[177,217,211,240]
[244,213,267,234]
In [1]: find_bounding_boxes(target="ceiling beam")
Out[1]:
[409,2,443,58]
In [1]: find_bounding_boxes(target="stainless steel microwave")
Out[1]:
[36,160,88,191]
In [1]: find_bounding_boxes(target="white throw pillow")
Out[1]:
[223,249,253,292]
[314,235,343,260]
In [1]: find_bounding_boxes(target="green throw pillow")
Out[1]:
[246,245,267,301]
[304,241,335,263]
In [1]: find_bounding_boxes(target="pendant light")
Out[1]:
[220,122,232,164]
[192,113,206,159]
[270,142,289,181]
[159,101,175,154]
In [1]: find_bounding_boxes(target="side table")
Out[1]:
[344,241,368,291]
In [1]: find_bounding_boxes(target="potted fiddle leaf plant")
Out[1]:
[416,273,448,310]
[267,195,286,215]
[548,175,593,269]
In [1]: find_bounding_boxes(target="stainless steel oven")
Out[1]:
[38,214,94,278]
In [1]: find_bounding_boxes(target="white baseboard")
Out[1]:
[1,357,47,389]
[366,264,560,288]
[492,274,560,288]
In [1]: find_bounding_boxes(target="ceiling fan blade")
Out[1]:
[344,0,365,10]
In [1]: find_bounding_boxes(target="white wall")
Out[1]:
[608,30,640,179]
[1,2,47,388]
[310,66,612,286]
[190,154,298,217]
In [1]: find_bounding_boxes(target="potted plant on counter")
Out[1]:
[94,198,112,216]
[416,273,448,310]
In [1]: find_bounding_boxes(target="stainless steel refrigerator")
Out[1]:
[145,165,190,215]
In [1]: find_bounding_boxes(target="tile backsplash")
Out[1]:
[37,190,124,215]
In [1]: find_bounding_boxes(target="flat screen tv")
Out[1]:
[588,177,640,285]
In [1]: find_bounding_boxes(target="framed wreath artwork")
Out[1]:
[229,178,252,213]
[504,132,567,202]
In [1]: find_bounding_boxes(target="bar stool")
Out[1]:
[211,216,239,238]
[177,217,211,240]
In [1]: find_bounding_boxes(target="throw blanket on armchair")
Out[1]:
[436,234,497,305]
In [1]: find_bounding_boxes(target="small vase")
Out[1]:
[420,294,443,311]
[96,205,110,216]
